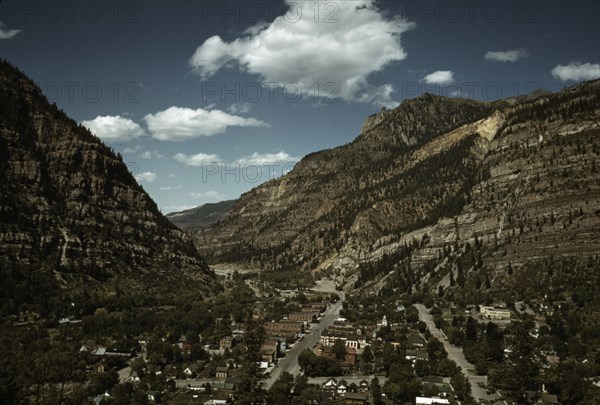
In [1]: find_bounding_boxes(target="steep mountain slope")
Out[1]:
[0,61,218,315]
[166,200,236,230]
[195,95,498,266]
[194,80,600,293]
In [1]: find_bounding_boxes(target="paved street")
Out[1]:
[264,300,343,389]
[415,304,499,403]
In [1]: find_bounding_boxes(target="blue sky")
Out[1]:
[1,0,599,213]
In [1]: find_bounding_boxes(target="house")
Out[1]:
[264,321,304,342]
[421,376,452,397]
[323,377,337,391]
[232,328,245,337]
[211,389,234,403]
[316,344,357,365]
[184,364,200,379]
[359,379,369,392]
[416,397,450,405]
[288,312,318,324]
[343,392,369,405]
[92,347,106,356]
[406,349,429,362]
[407,333,427,348]
[538,393,559,404]
[480,306,511,320]
[220,336,235,351]
[204,399,227,405]
[260,350,276,369]
[303,303,326,314]
[337,379,348,394]
[343,334,368,350]
[127,371,141,383]
[345,347,357,365]
[262,339,281,357]
[320,323,367,348]
[376,316,388,331]
[216,366,230,379]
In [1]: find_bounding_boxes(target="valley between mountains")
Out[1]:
[2,59,600,404]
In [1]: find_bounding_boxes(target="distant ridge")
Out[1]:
[166,200,236,230]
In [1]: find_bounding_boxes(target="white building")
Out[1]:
[480,306,511,320]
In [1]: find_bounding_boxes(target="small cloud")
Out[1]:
[485,49,529,63]
[174,152,222,167]
[122,145,144,154]
[423,70,455,85]
[190,191,221,199]
[551,62,600,82]
[160,185,181,191]
[144,106,268,141]
[235,151,299,166]
[139,150,164,159]
[0,21,21,40]
[81,115,145,143]
[135,171,157,183]
[227,102,252,114]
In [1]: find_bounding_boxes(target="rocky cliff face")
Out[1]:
[194,80,600,293]
[0,61,218,314]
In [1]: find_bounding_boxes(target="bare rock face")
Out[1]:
[0,60,218,313]
[194,79,600,290]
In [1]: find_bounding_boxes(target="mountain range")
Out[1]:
[187,79,600,300]
[2,58,599,315]
[0,60,218,315]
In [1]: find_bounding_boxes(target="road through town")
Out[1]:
[415,304,499,403]
[264,299,343,389]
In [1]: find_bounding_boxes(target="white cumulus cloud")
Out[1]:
[485,49,529,63]
[0,21,21,39]
[235,151,299,166]
[423,71,455,85]
[174,152,222,167]
[144,106,268,141]
[122,145,144,154]
[81,115,145,143]
[551,62,600,82]
[189,0,415,105]
[135,171,157,183]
